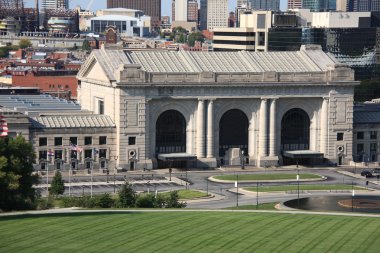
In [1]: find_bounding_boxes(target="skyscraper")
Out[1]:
[172,0,198,22]
[348,0,380,11]
[302,0,336,11]
[107,0,161,29]
[41,0,69,10]
[200,0,228,31]
[288,0,303,9]
[249,0,280,10]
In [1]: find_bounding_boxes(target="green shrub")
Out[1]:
[98,193,114,208]
[118,182,136,208]
[135,194,155,208]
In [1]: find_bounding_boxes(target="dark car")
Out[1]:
[361,170,373,178]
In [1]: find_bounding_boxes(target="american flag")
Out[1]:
[0,115,8,137]
[70,143,83,152]
[47,150,54,157]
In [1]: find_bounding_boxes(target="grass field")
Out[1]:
[1,211,380,252]
[224,203,278,210]
[243,184,365,192]
[213,173,322,181]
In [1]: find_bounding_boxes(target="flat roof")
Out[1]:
[91,15,139,22]
[157,153,197,161]
[283,150,324,159]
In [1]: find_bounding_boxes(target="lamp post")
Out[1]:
[297,161,300,209]
[236,174,239,207]
[85,157,93,198]
[240,150,245,170]
[113,156,118,193]
[40,158,48,195]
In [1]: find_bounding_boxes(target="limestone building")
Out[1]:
[77,45,357,170]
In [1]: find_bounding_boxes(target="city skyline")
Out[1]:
[24,0,289,16]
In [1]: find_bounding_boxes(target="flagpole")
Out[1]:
[47,158,49,196]
[91,159,93,198]
[69,163,71,197]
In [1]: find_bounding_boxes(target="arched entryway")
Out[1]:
[156,110,187,168]
[281,108,310,151]
[219,109,249,158]
[281,108,311,165]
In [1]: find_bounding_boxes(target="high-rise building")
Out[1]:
[187,0,198,22]
[288,0,303,9]
[237,0,249,7]
[200,0,228,31]
[172,0,198,22]
[348,0,380,11]
[107,0,161,29]
[41,0,69,10]
[249,0,280,10]
[302,0,336,11]
[336,0,348,10]
[172,0,187,22]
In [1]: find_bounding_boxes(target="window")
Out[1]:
[70,137,77,145]
[85,161,92,169]
[99,136,107,145]
[54,137,62,146]
[100,159,107,169]
[337,133,344,141]
[98,100,104,115]
[99,149,107,158]
[84,149,92,159]
[39,137,47,146]
[357,143,364,153]
[71,161,77,170]
[39,150,47,160]
[71,150,78,159]
[370,143,377,152]
[370,131,377,140]
[84,136,92,145]
[357,132,364,140]
[128,136,136,145]
[55,150,63,159]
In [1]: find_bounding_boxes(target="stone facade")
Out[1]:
[77,45,357,169]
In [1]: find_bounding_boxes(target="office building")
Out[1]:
[249,0,280,10]
[302,0,336,11]
[41,0,69,10]
[107,0,161,29]
[288,0,303,9]
[200,0,228,31]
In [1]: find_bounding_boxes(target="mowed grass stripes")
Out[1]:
[1,211,380,253]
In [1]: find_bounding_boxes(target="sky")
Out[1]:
[25,0,287,16]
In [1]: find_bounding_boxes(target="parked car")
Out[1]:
[361,170,373,178]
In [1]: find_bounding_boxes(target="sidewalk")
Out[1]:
[337,170,380,186]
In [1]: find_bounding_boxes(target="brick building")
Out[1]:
[12,70,78,99]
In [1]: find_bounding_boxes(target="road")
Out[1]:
[36,166,380,209]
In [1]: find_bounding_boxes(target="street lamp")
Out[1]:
[39,158,48,195]
[297,161,300,209]
[240,150,245,170]
[85,157,93,198]
[112,156,118,193]
[70,158,78,197]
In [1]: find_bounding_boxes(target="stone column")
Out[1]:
[196,99,205,158]
[269,98,277,157]
[320,97,329,155]
[206,100,214,158]
[258,98,268,157]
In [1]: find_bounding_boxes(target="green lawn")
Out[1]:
[224,203,278,210]
[213,173,322,181]
[243,184,365,192]
[1,211,380,252]
[160,189,209,200]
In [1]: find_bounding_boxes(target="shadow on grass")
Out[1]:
[0,210,144,221]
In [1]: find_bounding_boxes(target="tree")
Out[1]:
[187,32,205,47]
[166,191,186,208]
[118,181,136,208]
[82,40,91,52]
[0,136,38,211]
[49,171,65,196]
[18,39,32,49]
